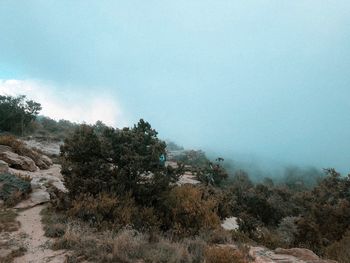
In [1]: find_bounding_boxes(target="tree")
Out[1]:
[0,95,42,134]
[60,119,182,207]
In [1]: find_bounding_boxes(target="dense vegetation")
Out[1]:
[48,118,350,262]
[0,95,41,135]
[0,94,78,140]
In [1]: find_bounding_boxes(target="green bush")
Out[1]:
[0,173,31,206]
[0,95,41,135]
[61,120,181,208]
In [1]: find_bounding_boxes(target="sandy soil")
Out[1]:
[7,162,68,262]
[13,205,67,263]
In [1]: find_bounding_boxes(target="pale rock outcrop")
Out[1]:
[0,145,12,153]
[14,188,50,209]
[0,141,53,171]
[41,155,53,166]
[33,154,52,170]
[24,139,61,157]
[221,217,239,231]
[250,246,337,263]
[0,151,38,172]
[274,248,337,262]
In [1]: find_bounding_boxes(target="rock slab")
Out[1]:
[0,151,38,172]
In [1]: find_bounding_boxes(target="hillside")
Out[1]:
[0,96,349,262]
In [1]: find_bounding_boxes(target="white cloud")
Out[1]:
[0,79,128,127]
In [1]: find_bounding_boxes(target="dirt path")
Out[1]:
[6,162,68,263]
[13,205,66,263]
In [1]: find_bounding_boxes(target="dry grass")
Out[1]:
[49,222,251,263]
[52,225,194,263]
[0,208,19,232]
[325,230,350,263]
[0,208,26,263]
[205,246,248,263]
[40,207,67,238]
[41,205,253,263]
[0,246,26,263]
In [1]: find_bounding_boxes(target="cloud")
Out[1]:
[0,79,128,127]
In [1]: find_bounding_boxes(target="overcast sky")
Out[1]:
[1,1,350,173]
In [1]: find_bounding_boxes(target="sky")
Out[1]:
[0,1,350,174]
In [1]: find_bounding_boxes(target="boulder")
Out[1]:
[0,145,12,153]
[14,188,50,209]
[41,154,53,166]
[34,154,53,170]
[0,151,38,172]
[274,248,337,262]
[275,248,319,260]
[34,157,50,170]
[0,160,9,174]
[250,246,337,263]
[221,217,239,231]
[15,147,52,170]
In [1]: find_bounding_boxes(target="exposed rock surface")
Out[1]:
[165,161,201,185]
[0,151,38,172]
[15,188,50,209]
[24,139,62,157]
[41,155,53,167]
[250,246,337,263]
[0,145,12,153]
[221,217,239,231]
[0,139,54,171]
[9,164,66,209]
[10,164,66,192]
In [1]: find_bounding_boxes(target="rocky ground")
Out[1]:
[0,139,338,263]
[0,139,68,263]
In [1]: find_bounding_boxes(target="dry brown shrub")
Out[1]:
[0,209,19,232]
[231,230,253,245]
[166,185,220,237]
[53,222,115,262]
[53,223,81,250]
[200,228,233,244]
[325,230,350,263]
[68,192,137,228]
[0,135,21,148]
[112,229,145,262]
[144,238,192,263]
[183,238,207,263]
[256,227,283,249]
[133,206,161,232]
[205,246,248,263]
